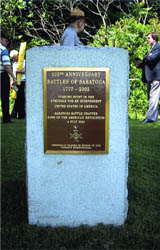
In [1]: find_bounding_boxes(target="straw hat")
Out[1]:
[70,9,85,19]
[68,9,86,22]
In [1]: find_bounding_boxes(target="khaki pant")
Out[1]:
[146,81,160,122]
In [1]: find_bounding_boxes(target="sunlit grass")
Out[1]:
[1,119,160,250]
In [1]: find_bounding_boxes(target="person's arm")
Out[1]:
[2,48,16,84]
[61,31,75,46]
[16,69,25,74]
[3,65,16,83]
[144,46,160,63]
[135,59,144,68]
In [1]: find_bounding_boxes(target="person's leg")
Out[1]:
[20,81,25,118]
[17,81,25,119]
[147,81,151,100]
[145,81,160,122]
[1,73,11,123]
[11,101,18,118]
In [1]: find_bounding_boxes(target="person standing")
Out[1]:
[10,50,26,119]
[136,32,160,123]
[61,9,86,46]
[0,34,16,123]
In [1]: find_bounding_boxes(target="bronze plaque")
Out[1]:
[43,67,109,154]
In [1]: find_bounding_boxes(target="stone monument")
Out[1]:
[26,46,129,227]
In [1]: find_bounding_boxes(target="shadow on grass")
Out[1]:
[1,119,160,249]
[129,119,160,128]
[1,180,28,225]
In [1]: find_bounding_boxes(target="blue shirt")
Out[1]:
[0,43,11,73]
[61,26,82,46]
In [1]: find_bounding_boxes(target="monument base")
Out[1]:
[26,46,129,227]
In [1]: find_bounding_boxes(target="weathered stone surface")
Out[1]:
[26,46,129,227]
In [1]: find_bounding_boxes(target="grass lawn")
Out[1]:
[1,119,160,250]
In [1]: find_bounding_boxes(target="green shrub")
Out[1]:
[89,16,160,119]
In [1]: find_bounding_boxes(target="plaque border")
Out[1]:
[43,67,110,154]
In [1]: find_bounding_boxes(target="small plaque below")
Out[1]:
[43,67,109,154]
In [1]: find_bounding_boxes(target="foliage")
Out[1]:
[1,0,159,50]
[0,94,16,118]
[119,0,158,24]
[0,0,52,49]
[1,119,160,249]
[1,0,160,118]
[0,0,115,48]
[89,15,160,119]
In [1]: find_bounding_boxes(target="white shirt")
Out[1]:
[12,60,26,81]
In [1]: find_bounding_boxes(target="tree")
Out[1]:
[0,0,130,48]
[1,0,159,49]
[89,14,160,118]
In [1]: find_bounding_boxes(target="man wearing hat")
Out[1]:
[61,9,86,46]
